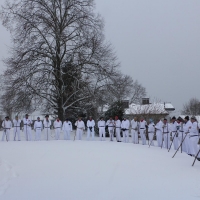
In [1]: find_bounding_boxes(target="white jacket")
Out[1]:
[75,120,85,130]
[62,121,73,131]
[43,119,51,128]
[87,120,95,128]
[54,120,62,129]
[121,120,130,130]
[2,120,12,129]
[34,121,43,130]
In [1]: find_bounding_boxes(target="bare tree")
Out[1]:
[0,0,120,120]
[181,98,200,115]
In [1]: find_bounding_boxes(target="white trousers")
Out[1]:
[64,130,71,140]
[132,129,138,144]
[13,127,21,141]
[24,126,32,141]
[189,136,200,157]
[35,129,42,141]
[140,129,146,145]
[76,129,83,140]
[115,128,121,142]
[99,128,105,141]
[178,132,187,152]
[156,131,162,147]
[55,128,61,140]
[148,132,154,146]
[87,128,94,140]
[108,128,114,141]
[172,132,179,150]
[2,129,10,141]
[44,128,51,140]
[122,130,129,143]
[164,133,170,149]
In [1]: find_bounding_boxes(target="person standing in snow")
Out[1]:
[98,117,106,141]
[131,117,139,144]
[43,115,51,140]
[62,118,73,140]
[121,117,130,143]
[106,116,115,141]
[155,118,163,147]
[148,119,155,146]
[75,117,85,140]
[139,116,147,145]
[86,116,95,140]
[13,116,21,141]
[170,116,179,150]
[34,117,43,141]
[2,116,12,141]
[114,116,121,142]
[23,114,32,141]
[54,117,62,140]
[162,118,170,149]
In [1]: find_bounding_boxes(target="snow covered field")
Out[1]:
[0,130,200,200]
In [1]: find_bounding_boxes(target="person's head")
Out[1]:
[109,116,113,120]
[124,117,127,121]
[163,118,167,124]
[100,117,104,121]
[149,118,153,123]
[134,117,137,121]
[78,117,82,121]
[65,118,69,122]
[184,116,189,122]
[140,116,144,121]
[89,116,92,121]
[45,115,49,119]
[191,116,196,123]
[172,116,176,122]
[37,117,40,121]
[25,114,29,119]
[15,116,18,120]
[5,116,9,121]
[57,117,60,121]
[115,116,118,120]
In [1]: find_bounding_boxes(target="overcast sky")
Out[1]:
[0,0,200,115]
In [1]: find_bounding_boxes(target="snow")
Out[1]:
[0,130,200,200]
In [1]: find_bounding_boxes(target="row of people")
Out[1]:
[1,114,200,160]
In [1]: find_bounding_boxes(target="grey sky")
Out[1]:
[1,0,200,115]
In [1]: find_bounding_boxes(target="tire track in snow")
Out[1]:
[0,159,18,196]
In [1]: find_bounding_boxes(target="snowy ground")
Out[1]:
[0,130,200,200]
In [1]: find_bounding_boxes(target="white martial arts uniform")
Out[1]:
[23,118,32,141]
[171,121,179,150]
[139,120,147,145]
[54,120,62,140]
[106,119,115,141]
[34,120,43,141]
[189,121,200,157]
[131,119,139,144]
[75,120,85,140]
[155,120,163,147]
[43,119,52,140]
[87,119,95,140]
[148,122,155,146]
[13,119,21,141]
[62,121,73,140]
[98,120,106,141]
[121,119,130,143]
[2,120,12,141]
[163,123,171,149]
[115,119,121,142]
[183,120,192,154]
[177,122,186,152]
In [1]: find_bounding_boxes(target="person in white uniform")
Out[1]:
[2,116,12,141]
[34,117,43,141]
[131,117,139,144]
[170,116,179,150]
[162,118,170,149]
[183,116,192,155]
[62,118,73,140]
[188,116,200,158]
[54,117,62,140]
[98,117,106,141]
[86,116,95,140]
[106,117,115,141]
[43,115,51,140]
[75,117,85,140]
[23,114,32,141]
[13,116,21,141]
[176,117,186,152]
[114,116,121,142]
[155,119,163,147]
[121,117,130,143]
[148,119,155,146]
[139,116,147,145]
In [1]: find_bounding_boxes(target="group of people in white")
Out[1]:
[1,114,200,160]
